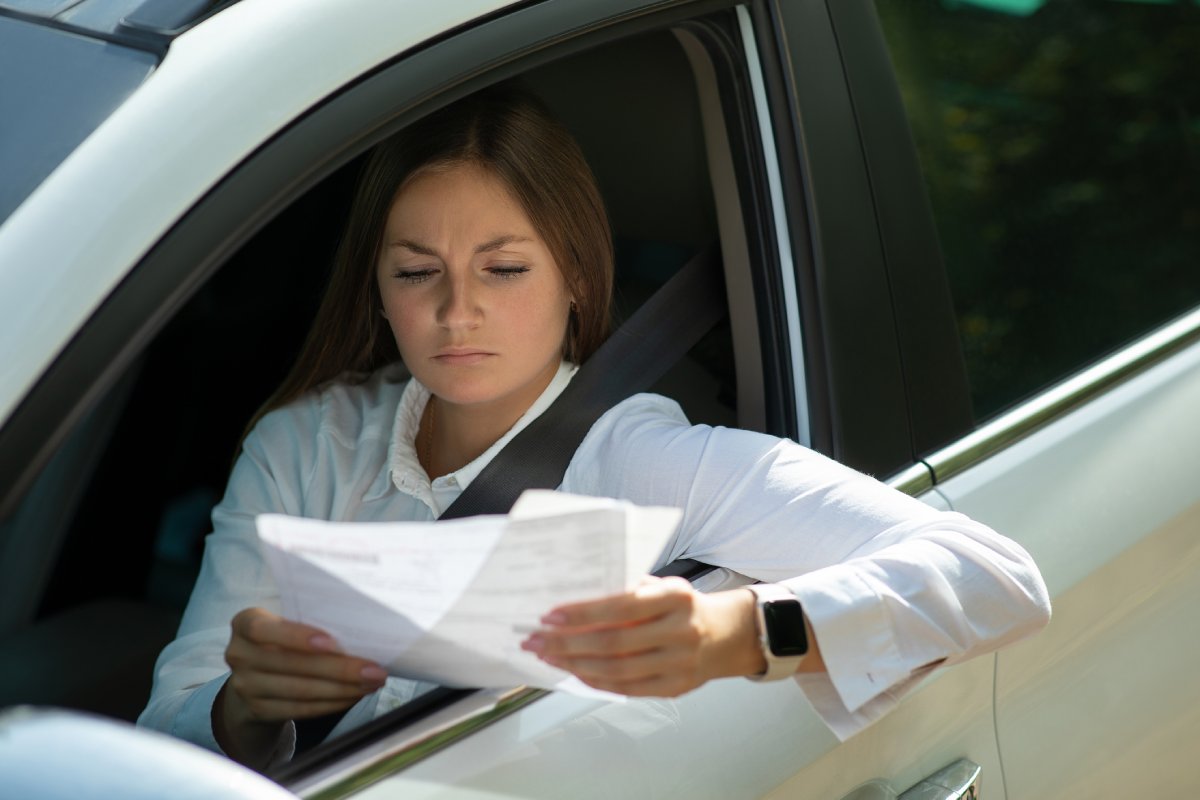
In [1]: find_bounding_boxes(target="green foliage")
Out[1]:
[877,0,1200,419]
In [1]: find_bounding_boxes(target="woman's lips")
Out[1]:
[432,350,494,366]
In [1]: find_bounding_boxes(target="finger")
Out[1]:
[541,651,669,684]
[524,612,694,658]
[542,635,701,683]
[230,668,380,705]
[242,695,364,723]
[226,639,386,688]
[541,577,693,628]
[231,607,342,654]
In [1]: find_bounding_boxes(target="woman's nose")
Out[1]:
[436,273,481,329]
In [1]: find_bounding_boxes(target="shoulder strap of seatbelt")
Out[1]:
[439,243,725,520]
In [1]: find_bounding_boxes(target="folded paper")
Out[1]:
[256,490,681,697]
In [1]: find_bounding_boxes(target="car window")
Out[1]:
[0,15,156,224]
[0,158,360,723]
[873,0,1200,421]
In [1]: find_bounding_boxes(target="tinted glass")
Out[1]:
[875,0,1200,420]
[0,16,156,224]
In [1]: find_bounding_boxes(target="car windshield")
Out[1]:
[0,0,237,224]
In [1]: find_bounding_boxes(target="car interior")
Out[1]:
[0,22,769,743]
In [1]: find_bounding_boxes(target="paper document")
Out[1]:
[256,491,681,697]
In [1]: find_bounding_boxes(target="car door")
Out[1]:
[867,0,1200,797]
[2,1,1010,798]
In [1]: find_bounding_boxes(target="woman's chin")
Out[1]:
[419,376,511,410]
[414,359,560,414]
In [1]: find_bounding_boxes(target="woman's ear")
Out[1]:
[380,307,389,320]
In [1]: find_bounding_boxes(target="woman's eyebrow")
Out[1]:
[388,236,531,256]
[390,239,438,256]
[475,235,533,254]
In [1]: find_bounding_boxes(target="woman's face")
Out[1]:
[377,162,572,414]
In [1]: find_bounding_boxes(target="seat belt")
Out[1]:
[440,242,725,519]
[294,243,725,754]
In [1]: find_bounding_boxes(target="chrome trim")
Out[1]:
[926,306,1200,484]
[898,758,981,800]
[736,5,811,448]
[294,687,546,799]
[886,461,934,497]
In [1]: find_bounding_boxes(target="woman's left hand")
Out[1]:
[520,576,765,697]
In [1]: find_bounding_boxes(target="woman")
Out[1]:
[139,87,1051,769]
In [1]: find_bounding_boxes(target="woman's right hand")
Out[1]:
[215,607,388,764]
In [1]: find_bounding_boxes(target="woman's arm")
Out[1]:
[215,608,386,767]
[138,401,386,769]
[523,576,826,696]
[554,394,1050,737]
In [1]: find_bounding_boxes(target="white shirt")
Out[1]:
[138,361,1050,755]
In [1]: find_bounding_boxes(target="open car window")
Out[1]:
[0,1,800,790]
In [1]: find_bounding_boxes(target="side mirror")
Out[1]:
[0,707,297,799]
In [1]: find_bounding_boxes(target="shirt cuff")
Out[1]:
[171,672,296,767]
[782,565,912,719]
[170,672,229,754]
[791,667,933,742]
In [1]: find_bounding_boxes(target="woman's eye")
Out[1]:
[391,268,438,284]
[488,265,530,279]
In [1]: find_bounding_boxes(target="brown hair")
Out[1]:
[245,86,613,438]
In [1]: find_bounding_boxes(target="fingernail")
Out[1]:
[522,635,545,653]
[541,611,567,625]
[310,634,339,652]
[361,665,388,683]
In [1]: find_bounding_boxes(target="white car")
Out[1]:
[1,0,1197,797]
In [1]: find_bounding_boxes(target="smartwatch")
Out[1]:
[745,583,808,681]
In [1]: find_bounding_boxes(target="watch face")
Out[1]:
[764,599,808,657]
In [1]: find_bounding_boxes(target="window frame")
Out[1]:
[817,0,976,459]
[754,0,918,479]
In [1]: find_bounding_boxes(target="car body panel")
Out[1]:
[935,333,1200,797]
[0,707,297,800]
[337,633,998,800]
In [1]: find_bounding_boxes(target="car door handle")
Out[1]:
[897,759,982,800]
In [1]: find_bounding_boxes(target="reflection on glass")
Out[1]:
[877,0,1200,420]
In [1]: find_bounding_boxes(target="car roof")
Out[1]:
[0,0,517,425]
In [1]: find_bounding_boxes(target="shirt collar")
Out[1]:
[387,361,579,508]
